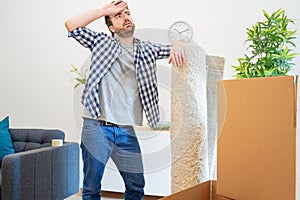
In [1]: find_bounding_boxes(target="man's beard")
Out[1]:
[115,22,135,38]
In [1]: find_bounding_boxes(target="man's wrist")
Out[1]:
[95,8,107,18]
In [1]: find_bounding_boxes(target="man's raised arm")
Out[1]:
[64,0,127,32]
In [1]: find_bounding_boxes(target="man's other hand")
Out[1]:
[168,42,185,67]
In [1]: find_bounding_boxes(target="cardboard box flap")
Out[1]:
[160,181,210,200]
[160,181,232,200]
[217,76,296,128]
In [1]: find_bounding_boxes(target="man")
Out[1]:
[65,1,184,199]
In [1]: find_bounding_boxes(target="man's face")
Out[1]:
[109,8,135,38]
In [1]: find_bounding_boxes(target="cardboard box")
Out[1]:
[160,181,232,200]
[217,76,299,200]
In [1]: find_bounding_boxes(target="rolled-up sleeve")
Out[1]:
[68,27,99,51]
[152,43,172,59]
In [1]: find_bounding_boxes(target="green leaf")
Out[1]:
[263,10,270,20]
[73,83,81,89]
[75,78,86,84]
[71,64,78,72]
[286,52,298,59]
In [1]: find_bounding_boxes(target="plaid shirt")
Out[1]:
[69,27,172,128]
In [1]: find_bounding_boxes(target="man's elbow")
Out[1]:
[65,20,75,32]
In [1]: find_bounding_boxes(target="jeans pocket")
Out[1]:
[81,118,100,144]
[82,118,98,132]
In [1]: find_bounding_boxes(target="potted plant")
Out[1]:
[216,9,299,200]
[68,64,87,89]
[233,8,298,78]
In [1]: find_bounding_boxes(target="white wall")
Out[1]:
[0,0,299,193]
[0,0,299,138]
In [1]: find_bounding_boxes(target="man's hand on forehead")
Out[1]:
[113,1,127,15]
[112,0,127,12]
[113,0,125,6]
[103,1,127,16]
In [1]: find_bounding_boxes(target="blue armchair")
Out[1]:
[0,129,79,200]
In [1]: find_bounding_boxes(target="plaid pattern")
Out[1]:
[69,27,171,127]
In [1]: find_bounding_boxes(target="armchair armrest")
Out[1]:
[1,142,79,200]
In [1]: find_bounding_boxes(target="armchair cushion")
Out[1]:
[0,117,15,166]
[9,129,64,152]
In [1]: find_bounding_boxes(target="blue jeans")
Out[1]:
[81,118,145,200]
